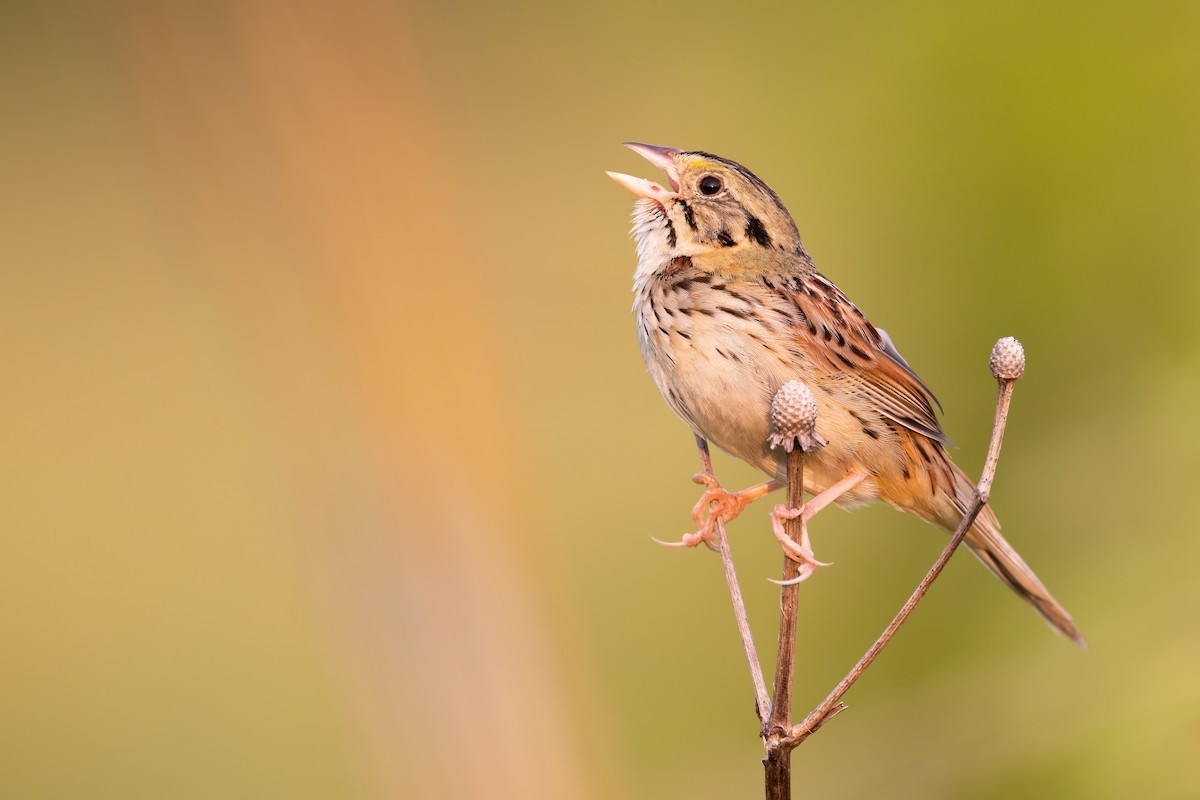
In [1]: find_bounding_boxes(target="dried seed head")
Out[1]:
[769,380,827,453]
[990,337,1026,381]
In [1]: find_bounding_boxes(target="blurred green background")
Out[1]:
[2,1,1197,798]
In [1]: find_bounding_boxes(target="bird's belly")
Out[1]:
[642,322,886,507]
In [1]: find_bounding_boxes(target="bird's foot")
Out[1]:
[768,504,832,585]
[652,473,776,552]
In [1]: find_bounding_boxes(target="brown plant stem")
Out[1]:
[763,444,806,799]
[785,375,1019,747]
[696,434,771,725]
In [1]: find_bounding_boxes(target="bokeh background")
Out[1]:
[3,1,1197,798]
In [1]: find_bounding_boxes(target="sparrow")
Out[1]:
[608,143,1083,644]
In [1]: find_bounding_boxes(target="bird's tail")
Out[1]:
[937,461,1086,646]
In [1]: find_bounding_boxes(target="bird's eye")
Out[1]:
[698,175,723,196]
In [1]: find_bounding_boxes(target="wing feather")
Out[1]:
[775,275,949,444]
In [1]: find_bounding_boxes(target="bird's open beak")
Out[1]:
[606,142,682,201]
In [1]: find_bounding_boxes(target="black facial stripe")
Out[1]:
[716,230,736,247]
[664,216,677,248]
[745,215,772,248]
[676,199,698,231]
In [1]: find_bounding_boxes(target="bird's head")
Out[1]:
[608,143,805,268]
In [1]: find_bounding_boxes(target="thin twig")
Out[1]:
[785,371,1020,746]
[714,520,771,725]
[978,380,1014,503]
[696,434,771,725]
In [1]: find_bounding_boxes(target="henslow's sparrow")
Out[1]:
[609,143,1082,644]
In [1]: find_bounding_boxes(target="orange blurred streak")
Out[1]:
[108,2,595,797]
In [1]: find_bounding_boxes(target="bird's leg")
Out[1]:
[767,472,867,585]
[799,472,868,522]
[694,433,716,476]
[653,435,782,551]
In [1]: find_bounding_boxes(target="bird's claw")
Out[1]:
[649,473,755,554]
[650,532,718,552]
[768,504,832,584]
